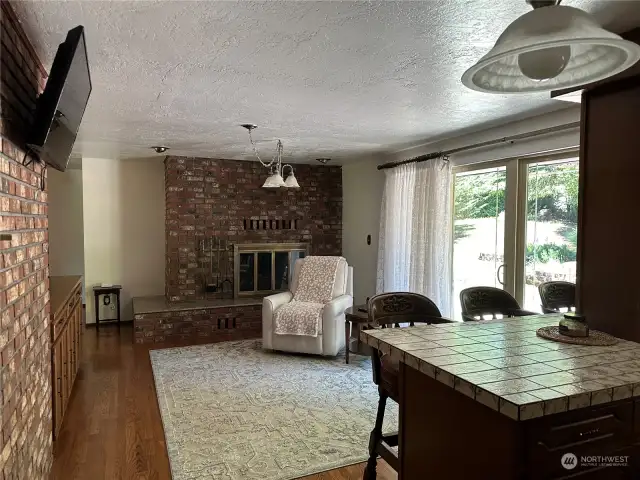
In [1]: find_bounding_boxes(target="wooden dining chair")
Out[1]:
[364,292,453,480]
[459,286,538,322]
[538,281,576,314]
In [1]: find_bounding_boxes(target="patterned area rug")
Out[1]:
[150,340,398,480]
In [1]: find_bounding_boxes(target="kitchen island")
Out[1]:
[361,315,640,479]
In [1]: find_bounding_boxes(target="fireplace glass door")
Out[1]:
[238,253,255,292]
[234,243,309,297]
[274,252,289,290]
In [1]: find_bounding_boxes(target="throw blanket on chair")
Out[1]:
[274,256,344,337]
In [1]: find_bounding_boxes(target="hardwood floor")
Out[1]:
[51,323,396,480]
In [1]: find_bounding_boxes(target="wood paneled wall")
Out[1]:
[576,77,640,340]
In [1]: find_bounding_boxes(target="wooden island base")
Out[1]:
[399,364,639,479]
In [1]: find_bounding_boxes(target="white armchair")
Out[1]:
[262,258,353,356]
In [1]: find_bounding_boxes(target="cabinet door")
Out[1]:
[76,304,81,373]
[53,342,64,437]
[66,324,73,398]
[75,303,82,374]
[61,326,69,412]
[70,313,76,382]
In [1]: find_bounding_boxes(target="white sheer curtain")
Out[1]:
[376,158,453,317]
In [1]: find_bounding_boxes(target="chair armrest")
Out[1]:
[323,294,353,320]
[511,309,539,317]
[264,291,293,312]
[262,291,293,350]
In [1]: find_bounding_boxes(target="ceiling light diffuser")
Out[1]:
[262,172,285,188]
[284,172,300,188]
[462,4,640,93]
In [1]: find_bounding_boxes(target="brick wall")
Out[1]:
[0,2,52,479]
[134,304,262,344]
[165,156,342,302]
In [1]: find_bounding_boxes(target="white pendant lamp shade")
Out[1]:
[262,172,285,188]
[284,172,300,188]
[242,127,302,189]
[462,6,640,93]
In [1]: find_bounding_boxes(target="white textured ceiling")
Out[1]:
[14,0,640,163]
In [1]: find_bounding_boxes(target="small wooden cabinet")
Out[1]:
[50,276,83,439]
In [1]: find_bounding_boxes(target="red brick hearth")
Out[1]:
[133,297,262,344]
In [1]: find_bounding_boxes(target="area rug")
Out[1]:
[150,340,398,480]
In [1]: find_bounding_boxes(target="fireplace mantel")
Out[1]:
[233,242,309,298]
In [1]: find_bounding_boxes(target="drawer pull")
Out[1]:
[537,433,614,452]
[550,414,614,432]
[579,428,600,437]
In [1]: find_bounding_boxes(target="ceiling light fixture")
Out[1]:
[461,0,640,93]
[241,124,299,189]
[315,158,331,165]
[151,146,169,153]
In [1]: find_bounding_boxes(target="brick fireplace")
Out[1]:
[133,156,343,344]
[164,156,343,302]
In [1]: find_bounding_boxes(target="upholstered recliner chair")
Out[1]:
[262,257,353,356]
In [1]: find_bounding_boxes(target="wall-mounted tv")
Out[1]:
[27,25,91,172]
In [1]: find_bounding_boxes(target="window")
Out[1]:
[523,159,578,312]
[452,152,579,319]
[452,166,506,320]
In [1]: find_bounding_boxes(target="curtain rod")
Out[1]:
[377,121,581,171]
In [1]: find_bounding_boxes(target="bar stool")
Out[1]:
[364,292,453,480]
[459,286,537,322]
[538,281,576,314]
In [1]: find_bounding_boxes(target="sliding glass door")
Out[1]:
[522,158,579,312]
[451,153,579,320]
[452,166,507,320]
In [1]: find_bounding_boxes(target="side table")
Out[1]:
[92,285,122,330]
[345,305,374,364]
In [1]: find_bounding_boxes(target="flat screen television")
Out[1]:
[27,25,91,172]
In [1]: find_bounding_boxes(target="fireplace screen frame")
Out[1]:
[233,242,309,298]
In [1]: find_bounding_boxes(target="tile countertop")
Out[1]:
[360,315,640,421]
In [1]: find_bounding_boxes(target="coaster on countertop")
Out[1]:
[537,326,618,346]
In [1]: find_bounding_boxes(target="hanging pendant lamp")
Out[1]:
[282,165,300,188]
[461,1,640,94]
[241,124,301,188]
[261,170,286,188]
